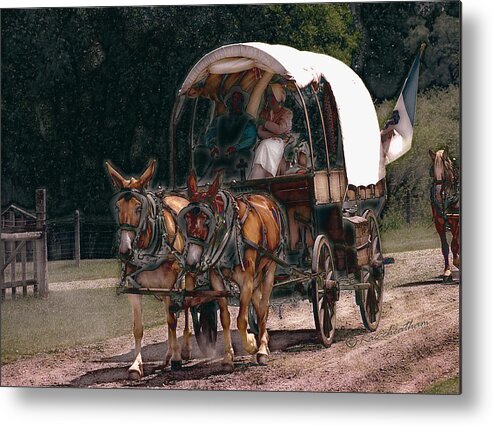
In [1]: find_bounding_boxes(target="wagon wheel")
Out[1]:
[311,235,337,347]
[191,301,218,357]
[357,210,385,332]
[248,302,259,336]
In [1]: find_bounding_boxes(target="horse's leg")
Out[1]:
[210,270,234,369]
[234,263,258,355]
[434,217,451,280]
[180,307,193,360]
[163,296,182,370]
[450,218,460,269]
[179,273,194,360]
[255,261,275,365]
[128,294,144,380]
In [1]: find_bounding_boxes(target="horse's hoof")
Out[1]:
[221,361,234,372]
[256,353,269,366]
[171,360,182,371]
[443,274,453,283]
[181,348,192,361]
[245,334,259,355]
[128,369,142,380]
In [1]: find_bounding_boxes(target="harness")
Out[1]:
[177,190,285,278]
[430,163,460,225]
[177,190,244,274]
[113,189,181,293]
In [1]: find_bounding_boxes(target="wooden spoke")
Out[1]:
[357,210,385,332]
[311,235,337,347]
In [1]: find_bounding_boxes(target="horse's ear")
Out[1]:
[105,161,126,190]
[187,169,198,197]
[139,159,156,188]
[443,146,450,161]
[428,149,436,161]
[207,171,222,199]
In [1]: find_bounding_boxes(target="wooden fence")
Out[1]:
[1,189,48,299]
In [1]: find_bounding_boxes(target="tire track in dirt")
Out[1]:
[1,249,460,392]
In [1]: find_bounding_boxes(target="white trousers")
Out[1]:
[252,137,284,177]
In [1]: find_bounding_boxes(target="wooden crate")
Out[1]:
[344,215,369,266]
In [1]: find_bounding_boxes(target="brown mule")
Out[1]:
[181,170,283,368]
[106,160,191,378]
[429,147,460,282]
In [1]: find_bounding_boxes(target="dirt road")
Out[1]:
[1,248,460,393]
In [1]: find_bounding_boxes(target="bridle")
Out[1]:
[430,155,459,221]
[176,191,239,273]
[112,188,155,260]
[112,188,181,292]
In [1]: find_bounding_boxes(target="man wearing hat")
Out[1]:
[249,83,293,179]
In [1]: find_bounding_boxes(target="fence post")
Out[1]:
[9,211,16,299]
[74,210,80,267]
[0,231,4,300]
[35,189,48,297]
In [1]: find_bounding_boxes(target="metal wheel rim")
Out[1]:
[359,211,384,331]
[311,235,336,347]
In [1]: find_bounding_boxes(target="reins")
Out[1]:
[114,189,183,296]
[430,158,459,225]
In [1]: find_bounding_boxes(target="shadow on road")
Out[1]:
[68,326,368,387]
[397,271,460,288]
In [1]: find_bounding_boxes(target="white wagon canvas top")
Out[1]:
[179,42,385,186]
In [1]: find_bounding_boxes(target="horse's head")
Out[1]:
[178,170,222,270]
[105,160,156,260]
[429,146,454,183]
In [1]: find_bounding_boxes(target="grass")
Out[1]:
[1,223,441,364]
[8,258,120,284]
[48,258,120,283]
[423,376,460,395]
[381,222,440,253]
[1,287,165,364]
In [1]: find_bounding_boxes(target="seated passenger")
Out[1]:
[205,89,257,158]
[202,88,257,180]
[249,84,293,179]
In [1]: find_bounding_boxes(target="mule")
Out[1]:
[106,160,191,378]
[179,170,283,368]
[429,147,460,281]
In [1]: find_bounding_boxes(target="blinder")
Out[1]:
[111,188,157,260]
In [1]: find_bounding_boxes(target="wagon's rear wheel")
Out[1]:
[191,301,218,357]
[311,235,337,347]
[357,210,385,332]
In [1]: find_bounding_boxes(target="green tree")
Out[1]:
[1,4,359,217]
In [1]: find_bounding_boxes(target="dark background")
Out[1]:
[1,2,460,219]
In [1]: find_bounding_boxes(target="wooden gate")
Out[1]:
[0,189,48,299]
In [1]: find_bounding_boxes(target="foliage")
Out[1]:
[378,85,460,229]
[1,4,459,223]
[352,1,460,99]
[1,4,359,217]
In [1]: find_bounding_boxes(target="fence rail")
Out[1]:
[1,189,48,299]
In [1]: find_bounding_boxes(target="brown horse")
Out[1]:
[106,160,191,378]
[180,170,283,367]
[429,147,460,281]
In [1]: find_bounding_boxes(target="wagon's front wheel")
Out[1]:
[191,301,218,357]
[311,235,337,347]
[357,210,385,332]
